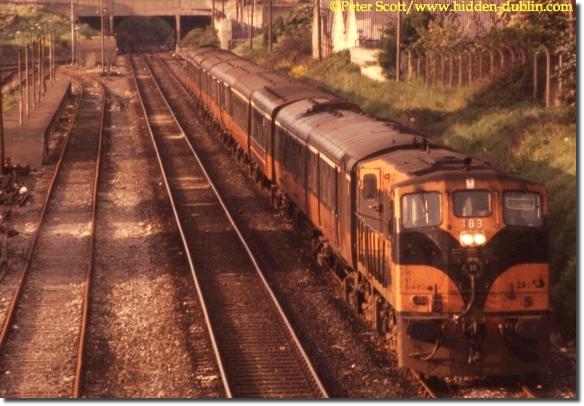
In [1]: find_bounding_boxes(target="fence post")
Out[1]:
[478,49,483,79]
[467,50,472,85]
[440,52,445,89]
[425,52,429,87]
[432,53,437,87]
[533,48,538,98]
[497,47,505,70]
[407,49,412,80]
[543,45,551,108]
[558,52,563,95]
[520,48,526,65]
[416,50,421,81]
[449,54,454,88]
[458,52,462,87]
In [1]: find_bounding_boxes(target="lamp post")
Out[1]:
[25,40,30,117]
[15,31,23,126]
[268,0,272,53]
[71,0,76,64]
[75,25,80,66]
[0,55,4,175]
[396,10,401,82]
[31,36,36,110]
[100,0,105,74]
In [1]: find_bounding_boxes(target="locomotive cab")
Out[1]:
[390,169,550,376]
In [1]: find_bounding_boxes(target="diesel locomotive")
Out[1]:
[173,47,550,377]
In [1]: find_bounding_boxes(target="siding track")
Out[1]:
[0,76,105,398]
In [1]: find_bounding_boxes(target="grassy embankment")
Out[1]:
[0,5,96,112]
[234,35,576,339]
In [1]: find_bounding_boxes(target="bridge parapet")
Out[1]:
[5,0,213,16]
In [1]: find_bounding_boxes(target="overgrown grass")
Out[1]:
[0,4,96,65]
[236,41,577,338]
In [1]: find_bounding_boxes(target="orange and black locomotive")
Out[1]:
[175,47,550,377]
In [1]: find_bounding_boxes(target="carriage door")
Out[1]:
[356,167,389,286]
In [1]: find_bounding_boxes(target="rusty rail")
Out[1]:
[0,76,105,398]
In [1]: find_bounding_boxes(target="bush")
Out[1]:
[552,258,577,338]
[181,25,219,47]
[378,12,431,78]
[264,5,312,46]
[0,4,97,65]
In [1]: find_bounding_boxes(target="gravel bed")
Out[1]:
[80,58,222,398]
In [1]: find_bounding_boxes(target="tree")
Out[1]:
[378,11,432,77]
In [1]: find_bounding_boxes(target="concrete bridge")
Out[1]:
[8,0,213,17]
[7,0,304,49]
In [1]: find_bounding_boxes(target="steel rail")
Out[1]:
[519,382,538,398]
[130,53,328,398]
[128,54,232,398]
[411,370,439,398]
[0,76,105,398]
[72,76,107,398]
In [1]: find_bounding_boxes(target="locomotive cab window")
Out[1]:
[454,190,491,217]
[362,174,377,200]
[503,192,543,227]
[401,192,441,229]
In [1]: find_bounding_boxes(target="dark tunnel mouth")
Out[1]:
[78,15,213,52]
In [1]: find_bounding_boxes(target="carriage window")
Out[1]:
[504,192,543,226]
[401,192,441,228]
[363,174,377,200]
[454,190,491,217]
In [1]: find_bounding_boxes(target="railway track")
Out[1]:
[129,53,327,399]
[0,76,105,398]
[412,370,542,399]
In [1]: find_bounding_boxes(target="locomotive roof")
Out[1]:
[200,52,240,71]
[275,99,432,170]
[181,47,222,65]
[392,167,543,190]
[190,47,232,65]
[231,71,293,98]
[210,59,267,86]
[381,148,489,177]
[251,84,335,117]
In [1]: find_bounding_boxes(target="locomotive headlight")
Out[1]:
[459,231,475,247]
[459,231,487,247]
[473,232,487,246]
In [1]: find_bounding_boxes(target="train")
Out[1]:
[172,46,550,377]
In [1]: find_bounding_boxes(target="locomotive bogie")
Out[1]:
[397,313,550,376]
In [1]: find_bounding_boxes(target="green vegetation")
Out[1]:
[233,5,312,71]
[116,17,174,52]
[378,12,432,78]
[0,4,96,66]
[181,25,219,48]
[235,5,576,339]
